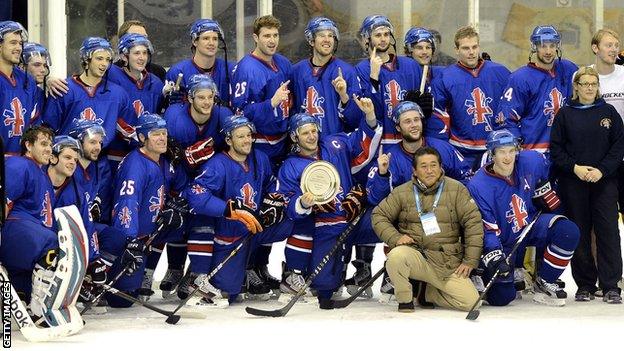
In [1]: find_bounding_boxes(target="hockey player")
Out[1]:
[42,37,136,157]
[427,26,510,167]
[165,18,233,106]
[277,96,381,309]
[0,21,40,154]
[403,27,443,92]
[108,113,188,307]
[182,115,293,303]
[20,42,51,120]
[230,15,293,163]
[291,17,363,135]
[355,15,431,145]
[467,129,580,306]
[116,19,166,81]
[497,25,578,153]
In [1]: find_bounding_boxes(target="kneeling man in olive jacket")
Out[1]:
[372,146,483,312]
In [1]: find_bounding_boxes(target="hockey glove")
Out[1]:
[87,257,111,286]
[313,201,337,214]
[165,136,184,167]
[168,89,186,105]
[404,90,433,119]
[532,180,561,212]
[184,137,215,166]
[341,184,367,222]
[259,192,286,227]
[481,52,492,61]
[617,50,624,65]
[482,249,510,277]
[122,238,146,275]
[224,198,263,234]
[89,196,102,223]
[156,195,190,232]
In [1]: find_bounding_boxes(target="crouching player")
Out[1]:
[467,129,580,306]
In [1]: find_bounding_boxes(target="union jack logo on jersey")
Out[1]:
[149,185,165,221]
[237,183,257,210]
[191,184,206,195]
[384,80,405,118]
[303,86,325,119]
[279,92,293,117]
[133,99,145,116]
[118,206,132,228]
[3,97,26,137]
[543,88,564,127]
[505,194,528,233]
[79,107,104,125]
[465,87,493,130]
[40,191,53,228]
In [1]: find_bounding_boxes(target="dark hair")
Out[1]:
[20,125,54,155]
[412,146,441,168]
[253,15,281,35]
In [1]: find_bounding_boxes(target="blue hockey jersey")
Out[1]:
[107,65,164,117]
[163,102,230,151]
[277,118,382,226]
[5,156,54,228]
[467,150,550,253]
[355,55,423,144]
[166,58,234,106]
[428,60,511,155]
[73,158,114,223]
[183,149,274,238]
[366,137,471,205]
[42,76,136,149]
[231,53,293,161]
[112,149,186,240]
[1,69,40,154]
[496,60,578,153]
[292,57,363,135]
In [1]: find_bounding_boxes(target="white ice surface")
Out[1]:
[11,230,624,350]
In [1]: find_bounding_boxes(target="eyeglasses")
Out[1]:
[577,82,598,88]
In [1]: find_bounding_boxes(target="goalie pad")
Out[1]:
[29,205,90,338]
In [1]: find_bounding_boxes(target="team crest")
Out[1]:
[384,80,405,118]
[465,87,493,130]
[191,184,207,195]
[505,194,528,233]
[303,86,325,119]
[118,206,132,228]
[79,107,104,125]
[543,88,564,126]
[237,183,257,210]
[600,118,612,129]
[40,191,53,228]
[133,100,145,116]
[3,97,26,137]
[149,185,165,221]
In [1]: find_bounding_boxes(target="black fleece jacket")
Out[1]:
[550,98,624,178]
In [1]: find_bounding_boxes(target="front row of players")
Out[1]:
[3,100,586,332]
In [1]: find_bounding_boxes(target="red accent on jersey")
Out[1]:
[133,99,145,117]
[3,97,26,137]
[465,87,493,128]
[303,86,325,118]
[505,194,528,233]
[40,191,53,228]
[118,206,132,228]
[238,183,257,210]
[384,80,404,118]
[543,88,564,127]
[149,185,165,221]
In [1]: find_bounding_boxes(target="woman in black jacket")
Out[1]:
[550,66,624,304]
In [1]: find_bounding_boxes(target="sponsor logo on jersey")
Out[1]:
[118,206,132,228]
[465,87,493,130]
[600,118,612,129]
[149,185,164,222]
[543,88,564,126]
[384,80,405,118]
[79,107,104,125]
[3,97,26,137]
[133,99,145,116]
[40,191,53,228]
[505,194,528,233]
[303,86,325,119]
[238,183,257,210]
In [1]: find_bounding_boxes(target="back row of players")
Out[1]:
[1,12,623,326]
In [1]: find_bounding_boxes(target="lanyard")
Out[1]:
[413,180,444,216]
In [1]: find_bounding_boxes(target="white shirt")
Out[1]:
[594,64,624,120]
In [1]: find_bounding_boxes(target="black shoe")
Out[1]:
[398,301,415,313]
[413,280,434,309]
[603,289,622,304]
[574,289,595,302]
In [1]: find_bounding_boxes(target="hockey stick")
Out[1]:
[245,210,365,317]
[99,283,181,323]
[333,267,385,309]
[80,224,167,315]
[164,234,253,324]
[466,211,542,321]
